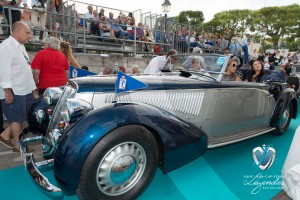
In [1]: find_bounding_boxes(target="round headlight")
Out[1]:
[35,109,45,123]
[43,87,63,105]
[61,99,92,123]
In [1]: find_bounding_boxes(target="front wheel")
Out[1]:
[272,103,292,136]
[77,125,158,200]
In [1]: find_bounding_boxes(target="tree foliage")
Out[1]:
[175,4,300,50]
[205,9,252,38]
[178,10,204,25]
[250,4,300,50]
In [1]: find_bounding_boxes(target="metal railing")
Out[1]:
[66,0,142,26]
[0,4,224,56]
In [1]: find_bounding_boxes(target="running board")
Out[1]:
[207,127,276,148]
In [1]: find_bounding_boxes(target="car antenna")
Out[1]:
[114,63,119,95]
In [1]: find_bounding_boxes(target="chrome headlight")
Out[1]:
[35,109,45,123]
[43,87,63,105]
[61,99,92,124]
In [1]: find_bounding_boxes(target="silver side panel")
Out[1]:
[92,90,212,131]
[91,86,277,147]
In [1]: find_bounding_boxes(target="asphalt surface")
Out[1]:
[0,122,44,170]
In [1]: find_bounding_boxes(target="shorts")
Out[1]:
[1,93,34,123]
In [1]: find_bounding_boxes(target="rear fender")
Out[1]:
[54,103,207,192]
[270,88,297,126]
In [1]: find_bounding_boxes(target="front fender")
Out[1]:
[270,88,297,126]
[27,95,55,135]
[54,103,207,192]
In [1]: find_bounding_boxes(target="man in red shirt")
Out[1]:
[31,37,69,95]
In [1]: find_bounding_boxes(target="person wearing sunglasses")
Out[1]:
[222,57,241,81]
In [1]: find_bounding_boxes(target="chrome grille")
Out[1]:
[105,90,205,116]
[44,85,76,155]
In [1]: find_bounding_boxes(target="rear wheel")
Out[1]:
[272,103,292,136]
[77,125,158,200]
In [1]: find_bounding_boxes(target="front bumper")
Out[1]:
[19,129,62,192]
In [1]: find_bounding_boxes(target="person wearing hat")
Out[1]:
[242,33,251,65]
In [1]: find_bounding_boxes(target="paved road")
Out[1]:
[0,122,43,170]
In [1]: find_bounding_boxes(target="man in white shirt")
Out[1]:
[84,5,94,19]
[0,22,36,152]
[144,49,178,73]
[84,5,94,34]
[242,33,250,64]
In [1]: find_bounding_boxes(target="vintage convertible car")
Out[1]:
[19,54,298,199]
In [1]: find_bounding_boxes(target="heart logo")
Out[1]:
[253,144,276,170]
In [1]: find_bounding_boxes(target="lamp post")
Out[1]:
[161,0,171,32]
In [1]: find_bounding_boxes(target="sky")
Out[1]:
[80,0,300,22]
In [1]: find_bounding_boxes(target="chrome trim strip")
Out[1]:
[36,159,54,168]
[208,127,275,148]
[19,131,61,193]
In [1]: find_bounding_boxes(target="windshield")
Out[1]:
[170,53,229,81]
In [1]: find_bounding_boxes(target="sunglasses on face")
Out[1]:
[231,63,237,68]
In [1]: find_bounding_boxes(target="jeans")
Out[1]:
[190,42,203,48]
[115,31,124,38]
[124,32,134,40]
[90,22,100,35]
[115,31,134,40]
[242,45,249,64]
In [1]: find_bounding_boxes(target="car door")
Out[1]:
[212,82,275,137]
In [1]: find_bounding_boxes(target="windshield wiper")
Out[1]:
[180,70,217,82]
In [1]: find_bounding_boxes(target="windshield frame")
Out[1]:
[172,53,230,83]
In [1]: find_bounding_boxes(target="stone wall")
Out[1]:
[28,51,151,74]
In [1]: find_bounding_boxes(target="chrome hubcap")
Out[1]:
[96,142,146,196]
[279,108,289,129]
